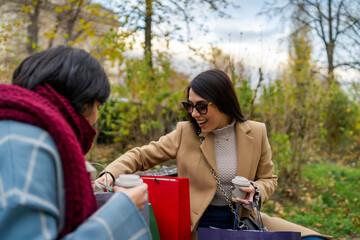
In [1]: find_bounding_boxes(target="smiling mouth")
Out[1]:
[197,120,208,127]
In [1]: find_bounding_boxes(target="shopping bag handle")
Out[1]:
[90,162,113,192]
[233,201,265,231]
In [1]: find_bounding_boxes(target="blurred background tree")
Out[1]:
[262,0,360,85]
[0,0,121,83]
[107,0,238,70]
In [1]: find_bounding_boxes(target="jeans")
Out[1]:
[198,205,235,229]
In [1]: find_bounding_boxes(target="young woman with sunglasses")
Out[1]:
[97,69,331,240]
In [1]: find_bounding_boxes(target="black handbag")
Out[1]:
[240,217,260,230]
[232,202,263,231]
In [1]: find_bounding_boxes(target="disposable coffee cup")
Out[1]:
[114,174,149,225]
[115,174,144,187]
[231,176,251,200]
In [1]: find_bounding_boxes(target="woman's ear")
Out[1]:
[80,105,87,114]
[80,101,99,125]
[80,104,93,118]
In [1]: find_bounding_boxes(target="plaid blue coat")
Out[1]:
[0,120,151,240]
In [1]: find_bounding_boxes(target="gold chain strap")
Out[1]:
[211,168,244,229]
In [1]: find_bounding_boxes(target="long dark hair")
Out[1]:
[12,45,110,113]
[185,69,246,134]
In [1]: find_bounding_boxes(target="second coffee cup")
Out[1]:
[231,176,250,200]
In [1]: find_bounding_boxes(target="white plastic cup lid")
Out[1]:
[115,174,143,187]
[232,176,250,186]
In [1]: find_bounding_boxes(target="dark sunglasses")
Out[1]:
[182,101,213,115]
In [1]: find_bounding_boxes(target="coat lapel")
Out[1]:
[199,132,218,174]
[235,121,253,179]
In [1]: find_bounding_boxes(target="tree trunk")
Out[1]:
[48,15,61,49]
[327,41,335,84]
[66,0,83,43]
[145,0,153,69]
[326,0,335,84]
[26,0,42,54]
[250,68,264,119]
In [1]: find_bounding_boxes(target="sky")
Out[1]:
[158,0,359,85]
[99,0,359,85]
[171,0,359,84]
[98,0,290,82]
[154,0,291,82]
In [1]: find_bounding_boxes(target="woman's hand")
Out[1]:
[114,183,148,211]
[236,185,255,205]
[96,173,114,187]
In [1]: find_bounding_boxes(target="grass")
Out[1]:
[262,163,360,239]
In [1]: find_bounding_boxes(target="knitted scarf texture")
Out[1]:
[0,83,98,238]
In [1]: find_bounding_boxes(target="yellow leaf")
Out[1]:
[44,32,56,39]
[21,5,32,13]
[55,7,63,13]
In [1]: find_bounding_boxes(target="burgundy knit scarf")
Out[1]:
[0,83,98,238]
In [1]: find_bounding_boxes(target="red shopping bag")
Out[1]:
[140,176,191,240]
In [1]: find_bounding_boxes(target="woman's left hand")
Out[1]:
[113,183,148,211]
[236,185,255,205]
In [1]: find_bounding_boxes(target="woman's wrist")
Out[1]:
[99,171,115,184]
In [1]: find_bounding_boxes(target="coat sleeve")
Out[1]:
[254,123,278,206]
[104,122,184,178]
[0,121,151,240]
[66,192,151,240]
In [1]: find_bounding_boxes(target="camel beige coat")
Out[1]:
[105,120,332,239]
